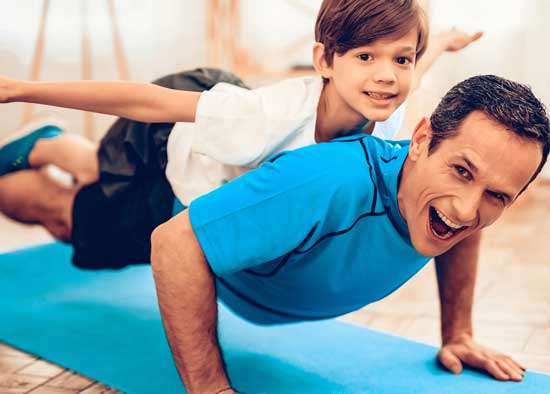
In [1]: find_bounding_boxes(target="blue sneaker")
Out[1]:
[0,121,64,176]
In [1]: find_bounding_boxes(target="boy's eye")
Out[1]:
[454,165,471,180]
[396,56,412,65]
[358,54,372,61]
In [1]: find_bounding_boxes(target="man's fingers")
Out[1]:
[497,358,525,381]
[482,359,511,381]
[460,352,511,380]
[505,355,526,371]
[438,348,463,374]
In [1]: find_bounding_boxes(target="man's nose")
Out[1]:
[452,191,482,226]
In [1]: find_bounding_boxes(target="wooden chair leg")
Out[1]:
[22,0,50,126]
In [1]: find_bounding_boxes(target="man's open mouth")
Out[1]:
[429,206,467,240]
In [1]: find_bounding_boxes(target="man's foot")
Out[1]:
[0,120,64,176]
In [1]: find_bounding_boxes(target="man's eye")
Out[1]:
[488,191,506,203]
[455,165,471,179]
[396,56,412,65]
[358,54,372,61]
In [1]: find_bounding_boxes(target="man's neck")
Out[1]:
[396,155,413,222]
[315,82,372,143]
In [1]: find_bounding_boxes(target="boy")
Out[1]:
[0,0,429,265]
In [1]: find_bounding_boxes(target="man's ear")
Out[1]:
[409,117,432,161]
[312,42,333,80]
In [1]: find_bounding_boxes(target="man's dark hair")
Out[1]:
[315,0,429,66]
[430,75,550,191]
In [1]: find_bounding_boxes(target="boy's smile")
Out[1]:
[316,27,418,131]
[398,111,542,257]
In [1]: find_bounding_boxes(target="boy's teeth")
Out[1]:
[367,92,392,99]
[435,208,463,230]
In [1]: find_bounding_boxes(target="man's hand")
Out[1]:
[437,29,484,52]
[434,232,524,383]
[438,333,525,381]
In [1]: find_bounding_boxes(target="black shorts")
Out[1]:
[71,68,248,269]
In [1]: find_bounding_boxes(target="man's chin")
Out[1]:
[410,237,465,258]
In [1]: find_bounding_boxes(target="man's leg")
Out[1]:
[0,169,76,242]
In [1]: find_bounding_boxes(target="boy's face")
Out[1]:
[326,28,418,122]
[399,111,541,257]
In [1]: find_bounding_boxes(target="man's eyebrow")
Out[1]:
[458,154,514,201]
[458,154,479,174]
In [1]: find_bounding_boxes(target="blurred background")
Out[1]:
[0,1,549,142]
[0,0,548,389]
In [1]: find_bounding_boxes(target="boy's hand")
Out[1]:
[438,29,484,52]
[437,333,525,381]
[0,76,22,103]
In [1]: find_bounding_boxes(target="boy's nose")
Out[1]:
[373,64,397,84]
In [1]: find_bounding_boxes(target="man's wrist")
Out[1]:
[442,330,473,345]
[212,386,235,394]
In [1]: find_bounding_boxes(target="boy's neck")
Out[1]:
[315,81,374,143]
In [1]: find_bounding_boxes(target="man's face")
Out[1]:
[399,111,542,257]
[324,28,417,122]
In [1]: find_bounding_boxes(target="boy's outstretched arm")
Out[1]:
[0,76,200,123]
[435,231,526,382]
[150,211,236,394]
[414,29,483,90]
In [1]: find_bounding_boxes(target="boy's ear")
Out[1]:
[312,42,333,80]
[409,117,432,161]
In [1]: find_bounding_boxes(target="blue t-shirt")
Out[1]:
[188,134,431,324]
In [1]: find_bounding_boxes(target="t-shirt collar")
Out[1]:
[380,142,410,241]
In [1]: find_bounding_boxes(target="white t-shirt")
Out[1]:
[166,76,405,205]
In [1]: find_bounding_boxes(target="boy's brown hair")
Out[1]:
[315,0,429,66]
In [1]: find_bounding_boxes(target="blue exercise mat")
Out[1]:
[0,243,548,393]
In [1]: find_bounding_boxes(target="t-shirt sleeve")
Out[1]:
[188,147,354,276]
[192,79,316,167]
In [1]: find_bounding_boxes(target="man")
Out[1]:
[149,75,549,393]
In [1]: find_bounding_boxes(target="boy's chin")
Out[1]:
[362,107,399,122]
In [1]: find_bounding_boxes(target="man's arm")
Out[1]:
[435,231,525,381]
[0,77,200,123]
[150,211,236,394]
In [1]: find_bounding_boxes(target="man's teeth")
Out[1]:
[366,92,394,99]
[436,230,453,240]
[434,208,463,230]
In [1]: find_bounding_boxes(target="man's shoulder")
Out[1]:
[325,134,410,160]
[262,135,380,194]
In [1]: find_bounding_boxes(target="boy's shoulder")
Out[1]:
[202,75,323,122]
[212,75,321,95]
